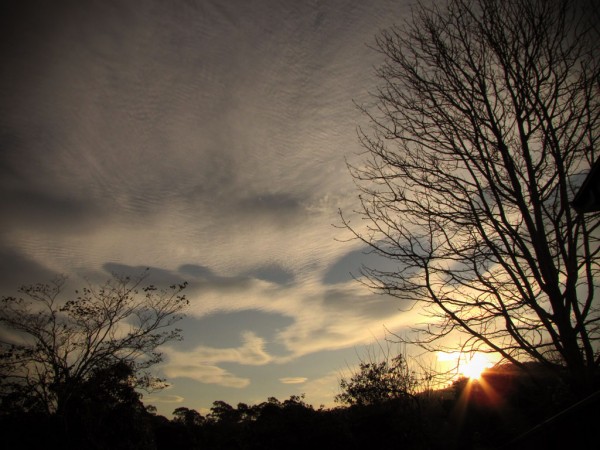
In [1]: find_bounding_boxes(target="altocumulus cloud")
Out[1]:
[0,0,417,414]
[162,331,273,388]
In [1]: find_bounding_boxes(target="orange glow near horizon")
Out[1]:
[436,351,496,381]
[459,353,493,380]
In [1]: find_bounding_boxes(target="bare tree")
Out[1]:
[0,271,188,415]
[343,0,600,393]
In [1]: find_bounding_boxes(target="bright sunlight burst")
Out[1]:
[460,353,493,380]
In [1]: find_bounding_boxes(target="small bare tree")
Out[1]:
[0,271,188,415]
[343,0,600,393]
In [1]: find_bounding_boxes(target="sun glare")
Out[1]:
[460,353,493,380]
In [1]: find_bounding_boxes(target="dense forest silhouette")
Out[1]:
[2,362,598,450]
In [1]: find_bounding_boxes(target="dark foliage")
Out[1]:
[158,394,433,450]
[1,362,156,450]
[336,353,418,406]
[0,272,187,449]
[3,366,598,450]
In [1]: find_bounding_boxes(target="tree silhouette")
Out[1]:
[343,0,600,393]
[336,354,417,406]
[173,407,205,427]
[0,271,188,420]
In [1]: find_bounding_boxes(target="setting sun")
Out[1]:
[460,353,493,380]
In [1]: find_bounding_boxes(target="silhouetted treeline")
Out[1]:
[2,363,599,450]
[147,394,434,450]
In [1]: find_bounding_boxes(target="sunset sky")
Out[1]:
[0,0,439,415]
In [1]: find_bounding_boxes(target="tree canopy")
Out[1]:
[336,354,417,406]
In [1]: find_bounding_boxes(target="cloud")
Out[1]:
[236,193,305,220]
[279,377,307,384]
[178,264,215,279]
[163,362,250,389]
[188,331,273,366]
[322,246,399,285]
[0,0,419,411]
[0,245,57,289]
[102,262,254,299]
[322,288,409,320]
[174,311,294,353]
[0,185,107,235]
[102,262,187,284]
[242,263,295,285]
[144,394,185,405]
[322,248,366,285]
[172,264,424,364]
[161,331,273,388]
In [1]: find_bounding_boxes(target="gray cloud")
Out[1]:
[1,187,107,234]
[178,262,295,287]
[178,264,215,279]
[0,126,112,235]
[242,263,295,285]
[322,248,368,284]
[0,246,57,290]
[102,262,253,298]
[0,0,367,247]
[322,246,401,285]
[237,193,303,214]
[103,262,187,284]
[0,0,413,415]
[174,310,294,353]
[322,288,403,321]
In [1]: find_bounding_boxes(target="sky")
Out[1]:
[0,0,433,416]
